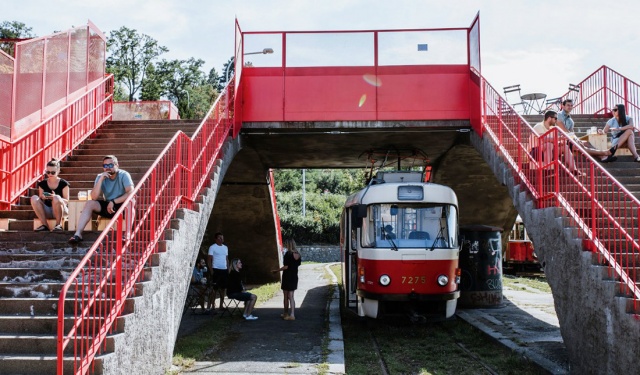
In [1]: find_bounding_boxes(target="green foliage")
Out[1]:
[156,58,216,119]
[218,57,235,91]
[106,26,169,101]
[274,169,368,244]
[207,67,221,91]
[0,21,35,56]
[140,63,162,101]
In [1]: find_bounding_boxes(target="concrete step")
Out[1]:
[0,333,115,356]
[0,280,146,299]
[0,314,112,335]
[0,355,88,375]
[0,297,136,315]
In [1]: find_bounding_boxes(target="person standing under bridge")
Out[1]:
[272,238,302,321]
[68,155,134,244]
[556,99,617,162]
[208,232,229,312]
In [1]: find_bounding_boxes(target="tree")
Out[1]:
[140,63,162,101]
[207,66,221,93]
[156,58,215,119]
[106,26,168,101]
[0,21,35,56]
[218,57,234,91]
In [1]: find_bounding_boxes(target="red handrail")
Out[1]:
[56,77,236,375]
[481,74,640,312]
[553,65,640,130]
[0,75,114,210]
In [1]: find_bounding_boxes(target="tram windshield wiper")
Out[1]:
[429,225,445,252]
[388,237,398,251]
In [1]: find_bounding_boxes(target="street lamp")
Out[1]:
[224,48,274,83]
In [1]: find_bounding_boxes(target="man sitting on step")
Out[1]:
[68,155,134,244]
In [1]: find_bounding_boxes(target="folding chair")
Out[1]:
[183,283,212,315]
[503,84,527,114]
[220,296,243,317]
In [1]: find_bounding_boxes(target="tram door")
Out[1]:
[344,209,359,310]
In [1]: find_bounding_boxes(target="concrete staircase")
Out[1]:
[0,119,200,374]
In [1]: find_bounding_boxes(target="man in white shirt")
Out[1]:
[208,232,229,311]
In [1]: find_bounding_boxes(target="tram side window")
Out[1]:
[361,206,377,247]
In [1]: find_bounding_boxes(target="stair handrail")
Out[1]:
[0,74,114,210]
[56,77,236,375]
[480,75,640,309]
[552,65,640,129]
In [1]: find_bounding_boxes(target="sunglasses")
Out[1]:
[45,170,57,175]
[612,108,618,112]
[103,163,115,168]
[552,117,558,119]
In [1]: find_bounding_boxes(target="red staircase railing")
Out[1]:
[56,77,236,375]
[0,75,114,210]
[481,73,640,312]
[555,65,640,129]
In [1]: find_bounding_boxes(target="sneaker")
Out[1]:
[34,225,49,232]
[244,314,258,321]
[284,315,296,321]
[52,224,63,232]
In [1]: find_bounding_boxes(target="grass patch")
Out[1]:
[334,262,546,374]
[503,275,551,293]
[172,282,281,370]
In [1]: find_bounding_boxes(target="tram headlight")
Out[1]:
[379,274,391,286]
[437,275,449,286]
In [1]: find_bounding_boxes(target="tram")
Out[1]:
[504,216,539,272]
[340,171,460,319]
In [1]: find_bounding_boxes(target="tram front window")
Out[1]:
[361,204,458,249]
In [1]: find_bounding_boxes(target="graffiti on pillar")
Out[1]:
[469,240,480,254]
[468,291,502,305]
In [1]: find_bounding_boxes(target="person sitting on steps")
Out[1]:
[68,155,134,244]
[31,158,70,232]
[599,104,640,163]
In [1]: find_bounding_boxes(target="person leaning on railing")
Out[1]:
[556,99,618,163]
[68,155,134,244]
[599,104,640,163]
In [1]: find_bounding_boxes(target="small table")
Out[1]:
[521,93,547,114]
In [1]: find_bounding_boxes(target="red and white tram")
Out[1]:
[340,172,460,319]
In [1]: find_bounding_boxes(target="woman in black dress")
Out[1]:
[272,238,302,320]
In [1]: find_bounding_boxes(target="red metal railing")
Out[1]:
[0,75,114,210]
[56,77,236,375]
[555,65,640,129]
[269,169,283,251]
[481,75,640,310]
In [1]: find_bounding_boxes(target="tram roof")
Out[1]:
[344,182,458,207]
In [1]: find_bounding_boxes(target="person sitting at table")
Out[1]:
[31,158,70,232]
[556,99,617,162]
[599,104,640,162]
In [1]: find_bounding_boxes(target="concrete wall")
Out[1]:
[100,137,240,375]
[471,131,640,375]
[298,245,340,263]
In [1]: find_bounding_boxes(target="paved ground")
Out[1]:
[457,283,570,374]
[177,263,344,375]
[175,264,569,374]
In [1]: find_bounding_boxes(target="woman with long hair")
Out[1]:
[227,258,258,320]
[600,104,640,162]
[272,238,302,321]
[30,158,70,231]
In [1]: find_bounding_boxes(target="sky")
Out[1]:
[4,0,640,100]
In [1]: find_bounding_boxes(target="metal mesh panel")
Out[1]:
[15,40,44,123]
[88,28,105,83]
[44,33,69,108]
[69,27,88,93]
[0,51,13,138]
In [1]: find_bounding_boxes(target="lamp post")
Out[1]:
[224,48,274,84]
